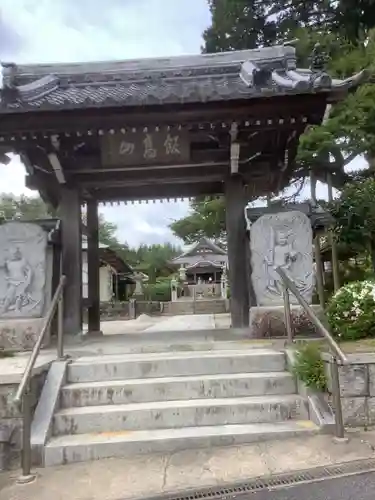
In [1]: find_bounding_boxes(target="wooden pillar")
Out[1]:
[327,173,340,291]
[87,198,101,335]
[314,234,325,308]
[225,175,249,327]
[59,188,82,335]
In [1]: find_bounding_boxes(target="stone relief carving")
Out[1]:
[0,222,47,318]
[250,211,314,306]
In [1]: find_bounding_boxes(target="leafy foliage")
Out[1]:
[293,342,327,391]
[129,243,181,283]
[329,178,375,270]
[170,197,226,244]
[143,281,171,301]
[327,280,375,340]
[0,193,56,221]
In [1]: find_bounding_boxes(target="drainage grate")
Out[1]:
[139,459,375,500]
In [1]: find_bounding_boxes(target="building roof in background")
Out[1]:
[171,237,227,267]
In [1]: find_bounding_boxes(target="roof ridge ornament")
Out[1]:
[1,62,17,89]
[0,62,18,104]
[308,42,332,89]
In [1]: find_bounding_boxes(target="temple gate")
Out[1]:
[0,44,365,335]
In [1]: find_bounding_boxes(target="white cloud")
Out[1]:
[0,2,369,246]
[0,0,211,246]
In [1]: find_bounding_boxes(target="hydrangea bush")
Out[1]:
[327,280,375,341]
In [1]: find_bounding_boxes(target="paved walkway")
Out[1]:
[83,313,228,336]
[1,431,375,500]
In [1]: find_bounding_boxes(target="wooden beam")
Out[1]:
[225,175,249,327]
[62,146,275,172]
[87,198,102,336]
[0,94,327,135]
[75,172,225,188]
[59,187,82,335]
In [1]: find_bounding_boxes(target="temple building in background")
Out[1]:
[170,237,227,284]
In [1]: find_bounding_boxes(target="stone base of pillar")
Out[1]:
[85,330,103,338]
[249,305,323,339]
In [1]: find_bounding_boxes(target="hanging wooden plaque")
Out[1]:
[101,127,190,166]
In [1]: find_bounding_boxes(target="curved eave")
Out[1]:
[186,260,224,270]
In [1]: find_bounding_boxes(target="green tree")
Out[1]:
[203,1,375,189]
[131,243,181,283]
[203,1,375,54]
[330,178,375,272]
[170,197,226,244]
[0,193,57,220]
[203,0,277,53]
[297,30,375,181]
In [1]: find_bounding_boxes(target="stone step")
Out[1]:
[61,372,296,408]
[44,420,319,466]
[162,300,227,315]
[67,349,286,383]
[53,395,308,435]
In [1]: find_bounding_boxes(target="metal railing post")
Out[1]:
[57,295,64,360]
[282,284,293,344]
[330,356,345,440]
[17,383,35,484]
[14,275,66,484]
[275,266,348,442]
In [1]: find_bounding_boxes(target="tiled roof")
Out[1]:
[0,45,367,113]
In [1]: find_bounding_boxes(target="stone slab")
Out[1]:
[0,352,55,385]
[67,349,286,383]
[249,305,323,338]
[368,364,375,396]
[0,432,372,500]
[0,317,47,351]
[249,210,314,306]
[0,222,48,319]
[60,372,295,407]
[44,421,319,467]
[31,361,68,466]
[338,365,368,397]
[341,397,367,427]
[53,395,308,435]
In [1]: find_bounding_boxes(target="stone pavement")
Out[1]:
[82,313,229,336]
[1,431,375,500]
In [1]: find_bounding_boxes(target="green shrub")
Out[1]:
[327,280,375,341]
[293,342,327,391]
[144,281,171,301]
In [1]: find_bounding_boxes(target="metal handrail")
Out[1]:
[275,266,347,364]
[275,266,347,440]
[14,274,66,483]
[14,275,67,405]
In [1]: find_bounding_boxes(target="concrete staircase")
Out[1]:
[42,345,319,466]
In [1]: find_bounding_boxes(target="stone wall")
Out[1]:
[323,353,375,427]
[83,301,162,322]
[0,370,46,470]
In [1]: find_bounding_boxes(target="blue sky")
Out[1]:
[0,0,211,247]
[0,0,366,246]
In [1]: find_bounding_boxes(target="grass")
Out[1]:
[303,337,375,354]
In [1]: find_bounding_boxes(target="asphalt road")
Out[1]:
[237,471,375,500]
